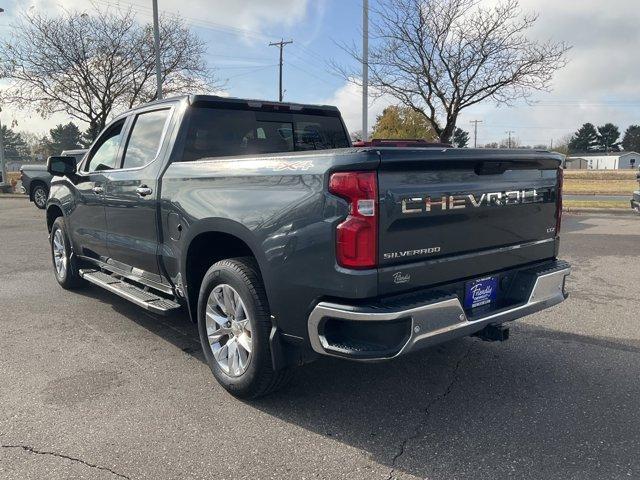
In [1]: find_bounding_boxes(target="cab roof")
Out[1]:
[128,94,340,115]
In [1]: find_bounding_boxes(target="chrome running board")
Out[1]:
[79,269,181,315]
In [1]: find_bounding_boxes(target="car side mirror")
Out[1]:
[47,156,77,176]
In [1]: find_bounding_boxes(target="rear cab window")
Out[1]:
[182,106,350,161]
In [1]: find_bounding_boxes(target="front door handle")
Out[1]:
[92,185,104,194]
[136,185,153,197]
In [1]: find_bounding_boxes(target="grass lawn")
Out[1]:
[563,170,637,195]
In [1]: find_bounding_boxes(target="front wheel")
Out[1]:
[50,217,83,290]
[197,257,292,398]
[32,184,48,209]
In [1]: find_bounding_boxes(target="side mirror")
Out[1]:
[47,156,77,176]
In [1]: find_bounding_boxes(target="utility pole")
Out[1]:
[470,120,483,148]
[505,130,515,148]
[0,8,6,190]
[269,39,293,102]
[0,107,6,191]
[362,0,369,141]
[152,0,163,99]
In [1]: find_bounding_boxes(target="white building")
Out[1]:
[565,152,639,170]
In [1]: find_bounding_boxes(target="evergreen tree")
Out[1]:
[0,125,29,161]
[453,127,469,148]
[82,122,102,147]
[568,123,598,153]
[48,122,83,153]
[595,123,620,152]
[621,125,640,152]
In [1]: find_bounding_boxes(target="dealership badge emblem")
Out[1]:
[393,272,411,284]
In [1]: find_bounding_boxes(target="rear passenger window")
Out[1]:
[122,109,170,169]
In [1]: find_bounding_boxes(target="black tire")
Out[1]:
[32,184,48,210]
[197,257,292,399]
[50,217,84,290]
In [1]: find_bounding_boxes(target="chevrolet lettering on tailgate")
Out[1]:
[401,188,550,214]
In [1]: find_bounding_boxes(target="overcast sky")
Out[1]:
[1,0,639,147]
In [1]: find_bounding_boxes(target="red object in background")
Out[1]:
[352,138,452,148]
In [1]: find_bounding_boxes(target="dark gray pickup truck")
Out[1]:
[20,149,86,209]
[45,95,570,398]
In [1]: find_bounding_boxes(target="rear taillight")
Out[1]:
[556,168,563,234]
[329,171,378,269]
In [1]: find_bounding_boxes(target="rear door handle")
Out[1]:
[92,185,104,194]
[136,185,153,197]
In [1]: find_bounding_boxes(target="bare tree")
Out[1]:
[334,0,569,143]
[0,5,219,141]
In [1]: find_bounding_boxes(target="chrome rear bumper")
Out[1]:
[308,262,570,360]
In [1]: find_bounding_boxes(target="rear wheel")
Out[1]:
[50,217,83,289]
[32,184,48,209]
[197,257,292,398]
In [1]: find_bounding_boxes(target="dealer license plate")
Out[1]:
[464,276,498,310]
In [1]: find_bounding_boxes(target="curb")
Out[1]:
[0,194,27,199]
[563,207,637,216]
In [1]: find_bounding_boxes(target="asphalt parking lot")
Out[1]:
[1,197,639,480]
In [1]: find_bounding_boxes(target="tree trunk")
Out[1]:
[440,118,457,144]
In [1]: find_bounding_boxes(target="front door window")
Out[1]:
[85,120,125,172]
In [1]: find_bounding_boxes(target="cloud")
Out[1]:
[458,0,640,145]
[22,0,310,39]
[0,109,76,135]
[323,80,395,135]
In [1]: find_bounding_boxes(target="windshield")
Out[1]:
[182,107,350,161]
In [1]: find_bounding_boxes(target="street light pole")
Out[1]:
[152,0,163,99]
[362,0,369,142]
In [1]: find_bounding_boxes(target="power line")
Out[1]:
[223,64,278,80]
[93,0,343,92]
[268,39,293,102]
[216,64,279,70]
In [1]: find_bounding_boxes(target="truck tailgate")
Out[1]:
[377,148,562,295]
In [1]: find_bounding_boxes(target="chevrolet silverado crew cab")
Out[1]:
[45,95,570,398]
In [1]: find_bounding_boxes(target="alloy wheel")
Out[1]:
[52,229,67,279]
[205,284,253,377]
[34,188,47,208]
